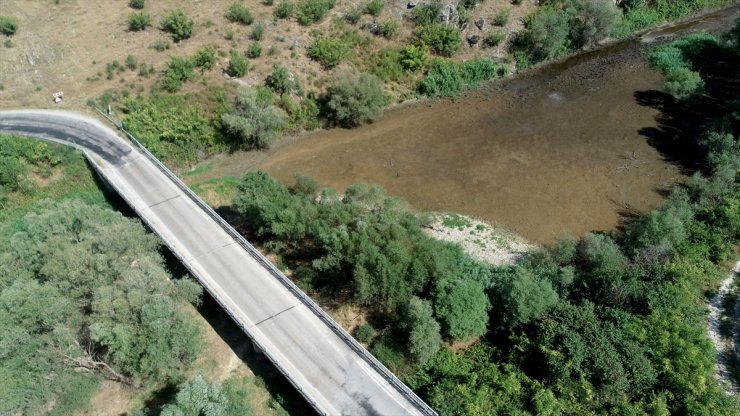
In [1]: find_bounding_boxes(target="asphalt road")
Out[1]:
[0,110,435,416]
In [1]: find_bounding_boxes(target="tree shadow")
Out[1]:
[196,292,317,416]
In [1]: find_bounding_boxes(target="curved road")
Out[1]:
[0,110,436,416]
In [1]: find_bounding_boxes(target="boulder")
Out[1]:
[467,34,480,45]
[475,18,484,31]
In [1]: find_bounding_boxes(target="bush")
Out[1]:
[400,44,428,71]
[296,0,336,25]
[266,65,296,94]
[128,12,151,31]
[412,0,442,26]
[484,30,505,47]
[307,37,350,69]
[125,55,138,71]
[222,87,286,149]
[378,20,399,39]
[493,9,510,26]
[274,0,294,19]
[433,278,489,341]
[414,24,461,57]
[191,45,216,70]
[160,56,195,92]
[365,0,384,17]
[246,42,262,58]
[226,2,254,25]
[418,58,496,97]
[251,21,265,40]
[513,7,570,65]
[566,0,621,48]
[0,16,18,36]
[322,69,386,127]
[403,297,442,364]
[370,48,404,82]
[161,9,194,42]
[355,324,375,343]
[345,7,362,24]
[227,51,249,77]
[152,39,170,51]
[129,0,145,9]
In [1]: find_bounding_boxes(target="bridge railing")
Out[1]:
[94,108,437,416]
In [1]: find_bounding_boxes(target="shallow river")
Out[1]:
[257,7,738,244]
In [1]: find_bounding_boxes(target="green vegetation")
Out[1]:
[161,9,194,42]
[161,56,196,92]
[322,69,387,126]
[222,86,287,149]
[227,21,740,413]
[0,16,18,36]
[247,41,262,58]
[418,58,498,98]
[412,0,442,26]
[128,11,152,31]
[365,0,384,17]
[129,0,145,9]
[296,0,336,25]
[122,92,227,164]
[274,0,295,19]
[308,37,350,69]
[228,51,249,77]
[251,21,265,40]
[648,33,718,99]
[191,45,216,71]
[378,20,399,39]
[156,375,255,415]
[226,2,254,25]
[414,24,462,57]
[493,9,510,26]
[152,39,170,51]
[0,197,203,415]
[266,64,297,94]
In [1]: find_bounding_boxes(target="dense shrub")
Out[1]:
[418,58,497,97]
[127,11,151,31]
[274,0,294,19]
[322,69,386,127]
[412,0,442,26]
[160,56,195,92]
[266,65,296,94]
[222,87,286,149]
[226,2,254,25]
[191,45,216,70]
[414,24,461,57]
[129,0,145,9]
[647,34,718,99]
[370,48,405,81]
[512,7,570,67]
[378,20,399,39]
[567,0,621,48]
[295,0,336,25]
[161,9,194,41]
[402,297,442,364]
[307,37,350,69]
[484,30,505,47]
[227,51,249,77]
[0,16,17,36]
[400,44,428,71]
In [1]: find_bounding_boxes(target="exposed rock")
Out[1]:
[407,1,417,9]
[460,21,468,31]
[475,18,484,31]
[439,2,460,27]
[467,34,480,45]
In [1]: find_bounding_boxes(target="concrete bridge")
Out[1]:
[0,110,437,416]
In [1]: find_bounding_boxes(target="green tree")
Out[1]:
[403,297,442,364]
[322,69,386,127]
[161,9,194,42]
[160,376,229,416]
[433,277,489,341]
[566,0,621,48]
[222,87,287,149]
[497,267,559,326]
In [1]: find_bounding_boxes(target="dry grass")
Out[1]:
[0,0,534,110]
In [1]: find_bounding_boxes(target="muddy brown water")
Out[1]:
[256,8,738,245]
